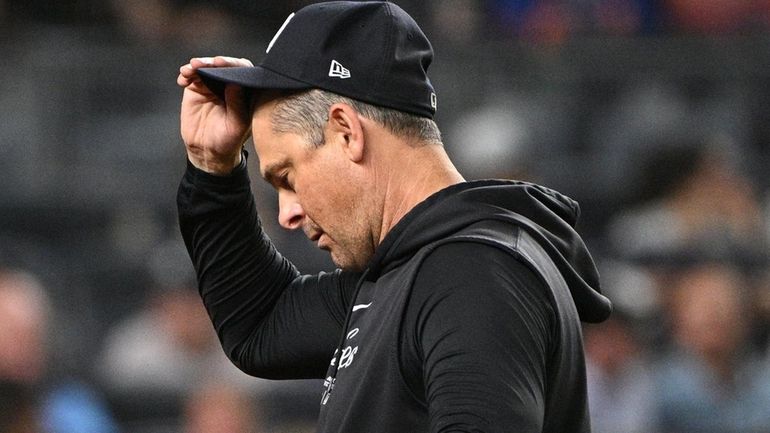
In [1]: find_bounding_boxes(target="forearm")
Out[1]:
[177,156,299,370]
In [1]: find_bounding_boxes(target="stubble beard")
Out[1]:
[326,216,376,272]
[328,234,374,272]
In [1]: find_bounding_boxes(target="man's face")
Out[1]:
[251,97,376,271]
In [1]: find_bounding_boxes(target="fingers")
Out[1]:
[189,56,253,69]
[212,56,254,67]
[177,56,253,88]
[189,57,214,69]
[178,64,197,87]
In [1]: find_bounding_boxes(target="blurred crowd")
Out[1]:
[8,0,770,40]
[2,1,770,433]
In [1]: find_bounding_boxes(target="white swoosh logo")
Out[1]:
[352,303,372,311]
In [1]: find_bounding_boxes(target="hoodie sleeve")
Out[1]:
[405,241,554,433]
[177,157,359,379]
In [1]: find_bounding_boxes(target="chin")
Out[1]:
[330,252,367,272]
[332,258,363,272]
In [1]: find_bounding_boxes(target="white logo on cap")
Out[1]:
[329,60,351,79]
[267,12,295,53]
[430,93,437,110]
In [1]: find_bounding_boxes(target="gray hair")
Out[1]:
[270,89,442,147]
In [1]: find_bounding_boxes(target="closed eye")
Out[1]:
[276,173,294,191]
[262,161,293,191]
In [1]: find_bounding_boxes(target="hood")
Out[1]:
[366,180,611,323]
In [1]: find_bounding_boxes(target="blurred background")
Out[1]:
[2,1,770,432]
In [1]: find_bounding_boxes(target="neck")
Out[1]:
[375,142,465,245]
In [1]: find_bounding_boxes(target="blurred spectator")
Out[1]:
[96,240,258,425]
[0,268,119,433]
[181,380,323,433]
[586,78,753,212]
[447,95,536,181]
[486,0,572,43]
[107,0,325,47]
[756,268,770,354]
[484,0,661,42]
[595,259,660,325]
[608,144,768,265]
[0,270,48,384]
[444,89,576,184]
[584,313,656,433]
[429,0,484,45]
[654,263,770,433]
[665,0,763,34]
[97,280,246,394]
[0,380,39,433]
[182,381,263,433]
[593,0,652,35]
[110,0,235,45]
[40,383,120,433]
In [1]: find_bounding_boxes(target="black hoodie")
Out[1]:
[178,159,611,433]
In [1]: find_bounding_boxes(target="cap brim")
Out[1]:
[197,66,312,101]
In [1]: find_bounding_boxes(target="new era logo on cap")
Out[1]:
[328,60,351,79]
[196,1,437,118]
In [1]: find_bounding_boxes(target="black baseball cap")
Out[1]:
[196,1,437,118]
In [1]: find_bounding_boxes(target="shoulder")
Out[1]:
[410,240,555,329]
[416,239,547,295]
[401,241,557,386]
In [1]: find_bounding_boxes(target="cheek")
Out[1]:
[297,169,353,215]
[292,183,335,232]
[295,152,370,231]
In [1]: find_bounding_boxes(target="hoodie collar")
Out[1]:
[362,179,611,323]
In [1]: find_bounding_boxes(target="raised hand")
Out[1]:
[177,56,254,174]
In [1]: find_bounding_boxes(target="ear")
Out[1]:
[327,103,365,163]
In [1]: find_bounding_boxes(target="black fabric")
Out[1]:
[410,242,553,432]
[177,159,611,432]
[196,1,437,118]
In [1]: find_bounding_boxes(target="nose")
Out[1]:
[278,190,305,230]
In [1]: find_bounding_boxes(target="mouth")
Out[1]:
[317,234,330,251]
[305,228,329,250]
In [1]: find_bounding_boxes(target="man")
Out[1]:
[0,268,120,433]
[176,2,612,432]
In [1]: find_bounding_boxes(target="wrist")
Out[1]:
[187,149,243,175]
[185,150,249,186]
